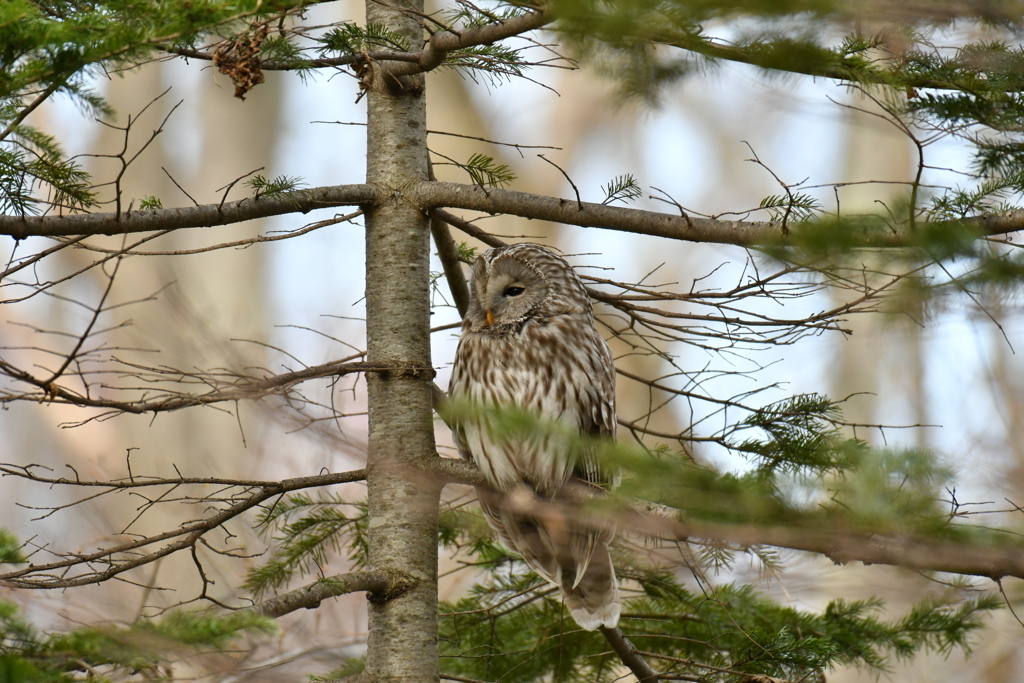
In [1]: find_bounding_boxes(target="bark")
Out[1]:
[0,184,375,239]
[600,626,661,682]
[9,180,1024,246]
[362,0,441,680]
[242,569,412,620]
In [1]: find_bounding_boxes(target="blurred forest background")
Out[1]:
[2,1,1022,680]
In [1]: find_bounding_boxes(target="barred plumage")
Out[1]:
[449,243,620,631]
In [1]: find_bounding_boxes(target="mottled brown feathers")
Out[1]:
[449,243,620,631]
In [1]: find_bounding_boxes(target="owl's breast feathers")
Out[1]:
[450,311,615,495]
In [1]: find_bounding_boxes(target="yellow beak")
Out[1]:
[485,309,494,326]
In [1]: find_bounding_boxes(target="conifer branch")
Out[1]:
[383,10,551,77]
[161,10,549,77]
[599,626,662,682]
[412,182,1024,246]
[240,569,413,619]
[6,181,1024,247]
[0,468,369,589]
[162,45,422,70]
[427,458,1024,583]
[0,358,412,415]
[0,80,64,143]
[0,184,377,239]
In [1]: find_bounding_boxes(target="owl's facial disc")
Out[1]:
[476,256,547,328]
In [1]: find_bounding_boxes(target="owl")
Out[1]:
[448,243,620,631]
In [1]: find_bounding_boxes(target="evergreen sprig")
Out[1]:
[601,173,642,205]
[461,153,516,188]
[0,530,24,565]
[759,191,823,224]
[245,493,368,599]
[443,44,530,84]
[317,22,412,55]
[247,173,306,199]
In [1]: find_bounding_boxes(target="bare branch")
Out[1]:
[240,568,413,619]
[600,626,662,682]
[0,358,424,415]
[0,185,376,239]
[412,182,1024,247]
[431,212,471,317]
[0,468,368,589]
[6,179,1024,247]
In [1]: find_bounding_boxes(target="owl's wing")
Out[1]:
[565,335,617,590]
[571,336,617,488]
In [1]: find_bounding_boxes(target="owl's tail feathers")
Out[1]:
[476,486,620,631]
[561,543,620,631]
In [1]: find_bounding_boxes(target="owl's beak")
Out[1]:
[485,309,495,326]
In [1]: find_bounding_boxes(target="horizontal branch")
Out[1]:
[426,457,1024,583]
[0,468,367,589]
[240,568,414,619]
[624,499,1024,583]
[0,185,376,239]
[0,358,417,415]
[165,10,550,77]
[164,45,419,70]
[644,22,1020,93]
[6,179,1024,249]
[411,182,1024,247]
[0,464,366,491]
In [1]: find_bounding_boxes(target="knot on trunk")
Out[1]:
[367,567,419,604]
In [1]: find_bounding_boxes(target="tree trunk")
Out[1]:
[362,0,440,682]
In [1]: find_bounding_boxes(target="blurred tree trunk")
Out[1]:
[830,92,915,441]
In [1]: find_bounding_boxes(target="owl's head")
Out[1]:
[466,249,548,331]
[464,244,590,332]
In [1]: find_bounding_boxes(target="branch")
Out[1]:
[384,10,551,77]
[599,626,662,682]
[0,357,415,415]
[433,208,503,249]
[0,80,65,143]
[163,45,421,70]
[425,457,1024,583]
[7,179,1024,247]
[0,464,366,492]
[625,500,1024,583]
[654,31,1003,93]
[412,182,1024,247]
[0,184,376,239]
[163,10,549,76]
[240,568,414,619]
[0,468,368,589]
[431,211,471,317]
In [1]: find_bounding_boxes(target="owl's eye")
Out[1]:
[503,286,525,297]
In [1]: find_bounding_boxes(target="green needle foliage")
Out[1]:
[247,173,306,199]
[0,531,24,565]
[601,174,642,205]
[318,22,412,55]
[0,598,274,683]
[436,509,1000,682]
[462,153,516,189]
[244,492,369,599]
